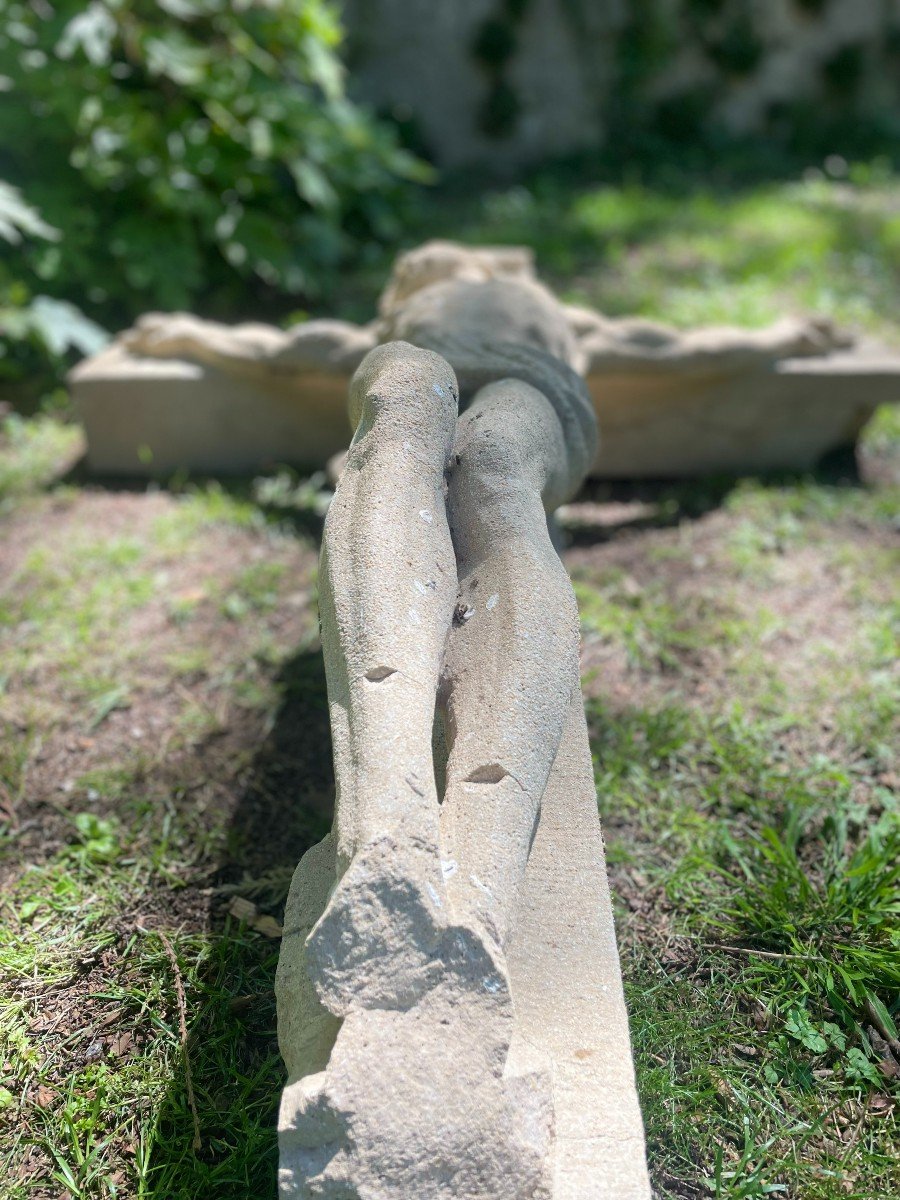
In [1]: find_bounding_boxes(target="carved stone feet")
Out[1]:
[281,835,553,1199]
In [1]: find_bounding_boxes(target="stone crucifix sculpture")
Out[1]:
[74,239,892,480]
[275,249,652,1198]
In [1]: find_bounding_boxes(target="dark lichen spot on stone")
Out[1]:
[465,763,509,784]
[453,602,476,625]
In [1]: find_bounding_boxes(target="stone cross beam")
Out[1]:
[71,241,899,480]
[275,254,652,1197]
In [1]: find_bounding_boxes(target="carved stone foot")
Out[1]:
[305,827,447,1016]
[281,920,552,1200]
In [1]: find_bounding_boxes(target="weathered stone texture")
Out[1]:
[276,279,650,1194]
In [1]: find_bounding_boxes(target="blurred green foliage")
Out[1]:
[370,156,900,344]
[0,0,426,398]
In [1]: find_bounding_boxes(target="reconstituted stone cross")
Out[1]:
[70,241,898,1195]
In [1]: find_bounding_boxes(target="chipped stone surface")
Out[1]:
[71,241,899,478]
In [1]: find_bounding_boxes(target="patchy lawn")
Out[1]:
[332,159,900,347]
[0,402,897,1199]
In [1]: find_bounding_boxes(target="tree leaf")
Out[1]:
[0,182,60,245]
[56,2,117,67]
[28,296,109,357]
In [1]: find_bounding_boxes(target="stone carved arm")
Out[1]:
[121,312,376,378]
[574,309,853,376]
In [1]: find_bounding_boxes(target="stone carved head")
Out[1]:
[377,240,536,317]
[375,240,580,377]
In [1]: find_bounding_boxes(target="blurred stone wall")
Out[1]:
[341,0,900,169]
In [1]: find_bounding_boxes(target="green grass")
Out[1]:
[1,852,281,1199]
[2,166,899,1196]
[594,697,899,1198]
[332,158,900,344]
[0,414,83,505]
[572,566,747,671]
[3,436,895,1197]
[0,449,329,1197]
[151,484,266,551]
[864,402,900,456]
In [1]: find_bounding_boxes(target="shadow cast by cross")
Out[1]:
[141,646,333,1199]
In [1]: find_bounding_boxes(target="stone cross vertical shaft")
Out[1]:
[275,248,652,1198]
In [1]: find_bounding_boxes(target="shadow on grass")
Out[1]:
[57,458,331,546]
[143,647,333,1200]
[561,441,864,547]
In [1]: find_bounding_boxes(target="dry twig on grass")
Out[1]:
[158,930,202,1152]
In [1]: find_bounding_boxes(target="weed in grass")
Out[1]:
[1,535,157,702]
[1,853,283,1198]
[164,647,214,679]
[165,587,208,627]
[221,563,286,621]
[252,469,332,520]
[726,513,804,577]
[593,695,899,1197]
[152,484,265,550]
[715,806,900,1026]
[0,414,83,505]
[574,569,732,671]
[724,477,900,534]
[862,403,900,458]
[816,616,900,771]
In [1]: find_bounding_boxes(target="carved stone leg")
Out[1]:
[437,376,651,1196]
[318,341,458,871]
[305,342,458,1014]
[440,378,581,947]
[278,345,554,1199]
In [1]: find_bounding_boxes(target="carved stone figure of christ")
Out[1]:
[276,262,652,1199]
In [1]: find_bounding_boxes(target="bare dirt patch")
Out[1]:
[1,457,897,1199]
